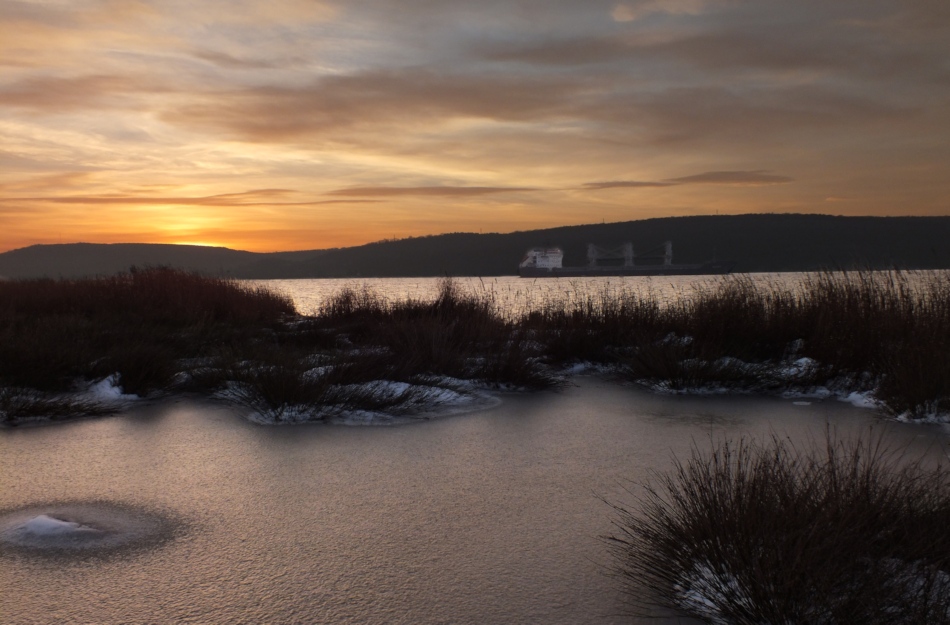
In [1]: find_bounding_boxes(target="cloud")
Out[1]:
[582,180,675,190]
[611,0,708,23]
[0,172,96,193]
[600,85,910,147]
[162,69,585,142]
[583,170,792,190]
[191,50,284,70]
[0,189,378,207]
[480,37,631,65]
[666,170,794,185]
[326,186,538,197]
[0,74,162,113]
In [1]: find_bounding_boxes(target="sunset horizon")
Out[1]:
[2,211,947,256]
[3,0,948,253]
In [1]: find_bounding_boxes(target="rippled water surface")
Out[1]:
[252,272,949,316]
[4,377,946,624]
[250,274,770,315]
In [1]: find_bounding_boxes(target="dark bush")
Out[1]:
[607,432,950,624]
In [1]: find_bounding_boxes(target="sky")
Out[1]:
[1,0,948,252]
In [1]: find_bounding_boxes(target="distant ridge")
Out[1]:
[2,214,949,279]
[0,243,327,280]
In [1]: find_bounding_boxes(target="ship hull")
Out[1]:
[518,261,735,277]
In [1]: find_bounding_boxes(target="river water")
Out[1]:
[3,275,949,624]
[253,275,770,316]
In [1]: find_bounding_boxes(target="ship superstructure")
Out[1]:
[518,241,734,277]
[519,247,565,271]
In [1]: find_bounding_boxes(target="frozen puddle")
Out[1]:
[0,502,179,555]
[19,514,100,537]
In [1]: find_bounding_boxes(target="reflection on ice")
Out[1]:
[18,514,98,537]
[0,502,179,555]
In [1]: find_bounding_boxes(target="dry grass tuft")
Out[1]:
[607,432,950,624]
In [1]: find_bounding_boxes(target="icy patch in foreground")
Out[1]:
[80,375,139,404]
[895,405,950,425]
[19,514,99,537]
[231,378,501,426]
[675,564,740,625]
[0,502,179,555]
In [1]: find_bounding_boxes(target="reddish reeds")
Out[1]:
[309,278,555,389]
[0,267,295,422]
[0,265,294,324]
[607,432,950,624]
[522,271,949,418]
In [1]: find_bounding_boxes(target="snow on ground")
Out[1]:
[230,377,500,426]
[673,559,950,624]
[840,390,881,409]
[674,563,751,625]
[0,502,174,552]
[895,405,950,425]
[628,353,937,421]
[557,361,617,376]
[79,374,139,404]
[18,515,99,536]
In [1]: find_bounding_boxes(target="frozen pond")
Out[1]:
[2,377,947,624]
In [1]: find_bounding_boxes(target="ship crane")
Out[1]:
[586,241,672,268]
[518,241,734,277]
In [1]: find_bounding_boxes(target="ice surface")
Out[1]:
[20,514,95,536]
[0,502,175,553]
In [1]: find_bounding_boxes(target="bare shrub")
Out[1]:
[606,432,950,624]
[0,388,116,426]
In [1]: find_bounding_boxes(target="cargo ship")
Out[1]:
[518,242,735,277]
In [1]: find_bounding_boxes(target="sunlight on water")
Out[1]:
[250,271,949,316]
[248,274,760,315]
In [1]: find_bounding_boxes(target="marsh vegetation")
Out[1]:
[1,268,948,425]
[607,433,950,624]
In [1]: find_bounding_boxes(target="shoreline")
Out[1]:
[2,268,948,427]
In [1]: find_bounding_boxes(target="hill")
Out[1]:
[0,243,327,280]
[1,215,948,279]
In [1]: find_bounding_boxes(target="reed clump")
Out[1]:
[607,432,950,624]
[205,279,555,421]
[522,271,949,419]
[309,278,555,390]
[0,267,295,424]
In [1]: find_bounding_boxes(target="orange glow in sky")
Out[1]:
[1,0,948,252]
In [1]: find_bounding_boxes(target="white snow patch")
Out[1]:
[0,502,173,552]
[840,390,881,409]
[894,405,950,425]
[232,376,499,426]
[301,366,334,381]
[775,356,818,380]
[782,387,834,400]
[18,515,99,536]
[674,563,751,625]
[80,374,138,404]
